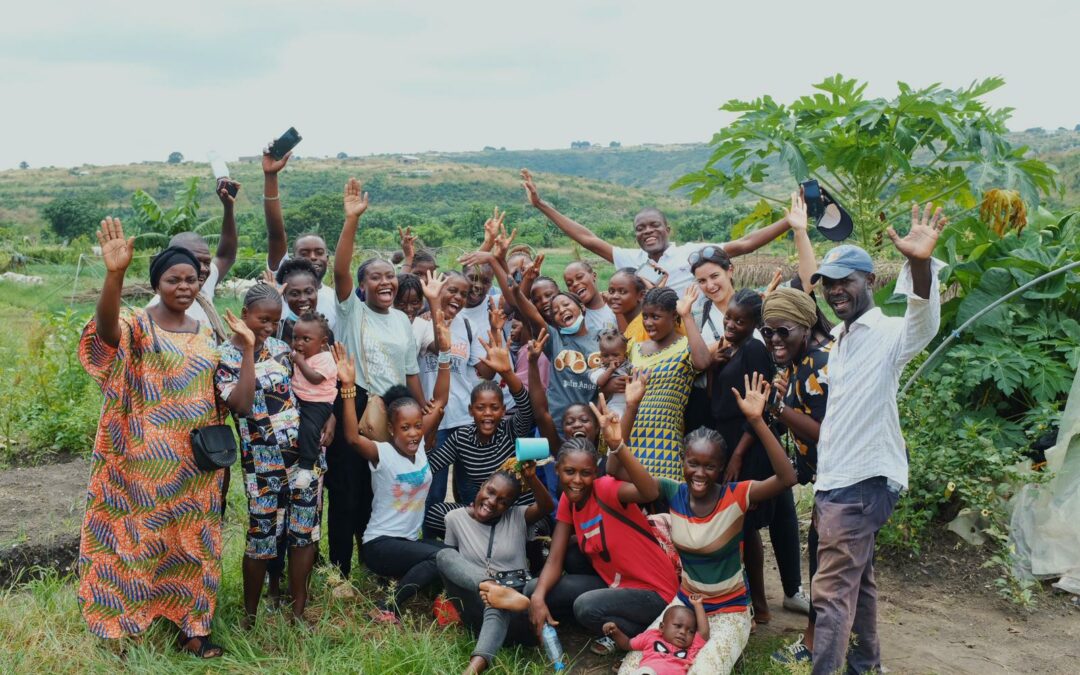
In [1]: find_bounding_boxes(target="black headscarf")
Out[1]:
[149,246,201,290]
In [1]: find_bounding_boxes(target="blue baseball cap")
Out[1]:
[811,245,874,283]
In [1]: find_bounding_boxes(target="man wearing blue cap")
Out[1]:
[809,203,947,675]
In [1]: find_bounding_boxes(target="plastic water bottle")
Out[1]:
[540,624,566,671]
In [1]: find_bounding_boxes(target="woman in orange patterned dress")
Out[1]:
[77,217,228,658]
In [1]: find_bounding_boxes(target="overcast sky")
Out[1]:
[3,0,1076,170]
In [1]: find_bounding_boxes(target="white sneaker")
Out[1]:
[783,587,811,615]
[590,636,617,655]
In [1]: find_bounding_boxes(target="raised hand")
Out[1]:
[488,297,507,334]
[624,368,650,408]
[519,460,537,483]
[521,252,545,286]
[398,226,417,260]
[521,169,542,208]
[889,202,948,261]
[676,284,699,317]
[589,394,623,451]
[493,222,518,260]
[688,593,704,609]
[528,326,549,361]
[482,207,505,248]
[96,217,134,273]
[478,328,512,374]
[433,307,452,352]
[217,178,240,206]
[260,269,287,296]
[712,339,734,367]
[787,190,808,232]
[763,267,784,297]
[640,261,669,290]
[457,250,497,268]
[262,144,291,174]
[331,343,356,386]
[343,177,370,219]
[733,371,772,422]
[224,309,255,348]
[420,270,447,305]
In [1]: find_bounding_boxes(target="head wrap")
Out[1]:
[149,246,201,290]
[762,287,818,329]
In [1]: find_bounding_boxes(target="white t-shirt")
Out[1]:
[336,295,420,396]
[147,261,220,324]
[584,305,618,334]
[458,302,516,411]
[268,253,338,333]
[612,242,729,296]
[364,440,432,543]
[413,314,484,429]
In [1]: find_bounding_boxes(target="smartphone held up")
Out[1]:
[268,127,302,160]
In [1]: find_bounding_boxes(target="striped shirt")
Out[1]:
[815,260,943,492]
[427,385,535,502]
[659,478,751,614]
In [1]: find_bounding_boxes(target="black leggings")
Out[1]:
[326,390,371,578]
[362,536,450,614]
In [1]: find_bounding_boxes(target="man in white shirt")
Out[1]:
[147,179,238,342]
[809,204,948,675]
[263,149,338,331]
[521,168,792,295]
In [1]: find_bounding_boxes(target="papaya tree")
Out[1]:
[673,75,1059,249]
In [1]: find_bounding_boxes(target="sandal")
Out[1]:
[177,634,224,659]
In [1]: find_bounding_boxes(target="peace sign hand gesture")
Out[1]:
[589,394,624,451]
[96,217,134,274]
[521,253,545,286]
[732,371,771,422]
[527,327,549,362]
[521,169,542,208]
[889,202,948,262]
[398,226,417,260]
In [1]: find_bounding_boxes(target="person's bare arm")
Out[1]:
[213,180,239,279]
[787,190,816,293]
[591,396,659,504]
[522,169,613,262]
[736,373,797,503]
[331,343,379,463]
[527,329,560,449]
[607,369,648,479]
[522,461,555,524]
[689,594,710,641]
[93,217,134,348]
[334,178,370,302]
[677,286,715,371]
[420,309,452,437]
[529,520,570,637]
[512,254,547,332]
[221,310,257,416]
[263,148,292,270]
[724,213,791,257]
[602,622,633,651]
[891,202,947,300]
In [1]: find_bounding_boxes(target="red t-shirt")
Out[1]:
[556,476,679,600]
[629,628,706,675]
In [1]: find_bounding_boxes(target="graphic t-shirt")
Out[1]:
[413,314,483,429]
[336,294,419,396]
[215,336,299,455]
[556,476,678,599]
[584,305,618,334]
[629,628,706,675]
[659,477,751,614]
[543,325,600,432]
[363,440,432,543]
[783,339,832,485]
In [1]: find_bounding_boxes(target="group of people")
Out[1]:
[76,147,947,674]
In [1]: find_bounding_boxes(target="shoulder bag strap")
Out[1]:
[594,493,662,549]
[357,309,372,392]
[463,317,473,347]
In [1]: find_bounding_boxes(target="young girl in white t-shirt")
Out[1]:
[333,307,452,624]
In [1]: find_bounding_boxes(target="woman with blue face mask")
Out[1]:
[514,266,601,434]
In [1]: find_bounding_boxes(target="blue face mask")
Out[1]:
[559,314,585,335]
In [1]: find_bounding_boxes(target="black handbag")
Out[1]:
[147,314,238,472]
[190,424,237,471]
[485,519,531,592]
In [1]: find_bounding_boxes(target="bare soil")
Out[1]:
[3,458,1077,672]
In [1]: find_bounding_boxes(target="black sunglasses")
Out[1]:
[761,326,799,340]
[688,245,731,268]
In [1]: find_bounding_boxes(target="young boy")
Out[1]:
[603,594,709,675]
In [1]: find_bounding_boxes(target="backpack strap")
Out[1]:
[463,317,473,346]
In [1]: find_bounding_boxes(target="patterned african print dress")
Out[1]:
[628,336,698,481]
[77,309,224,639]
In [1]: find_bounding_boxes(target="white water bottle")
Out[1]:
[540,624,566,671]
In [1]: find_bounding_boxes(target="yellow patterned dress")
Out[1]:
[77,309,224,639]
[628,336,698,481]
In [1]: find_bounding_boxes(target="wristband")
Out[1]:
[340,386,357,399]
[610,442,626,455]
[263,195,280,201]
[437,350,452,364]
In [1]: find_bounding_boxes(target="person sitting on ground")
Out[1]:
[78,220,227,658]
[527,397,679,657]
[216,283,326,627]
[332,303,452,624]
[604,594,709,675]
[147,179,238,343]
[424,319,536,539]
[437,465,555,675]
[808,204,947,675]
[522,168,791,296]
[263,147,338,331]
[608,373,798,674]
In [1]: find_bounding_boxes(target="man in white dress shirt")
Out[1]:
[809,204,947,675]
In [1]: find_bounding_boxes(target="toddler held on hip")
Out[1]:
[588,328,631,417]
[289,311,337,489]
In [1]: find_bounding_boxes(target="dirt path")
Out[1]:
[3,459,1078,672]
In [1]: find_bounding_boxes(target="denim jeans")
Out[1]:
[811,477,899,675]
